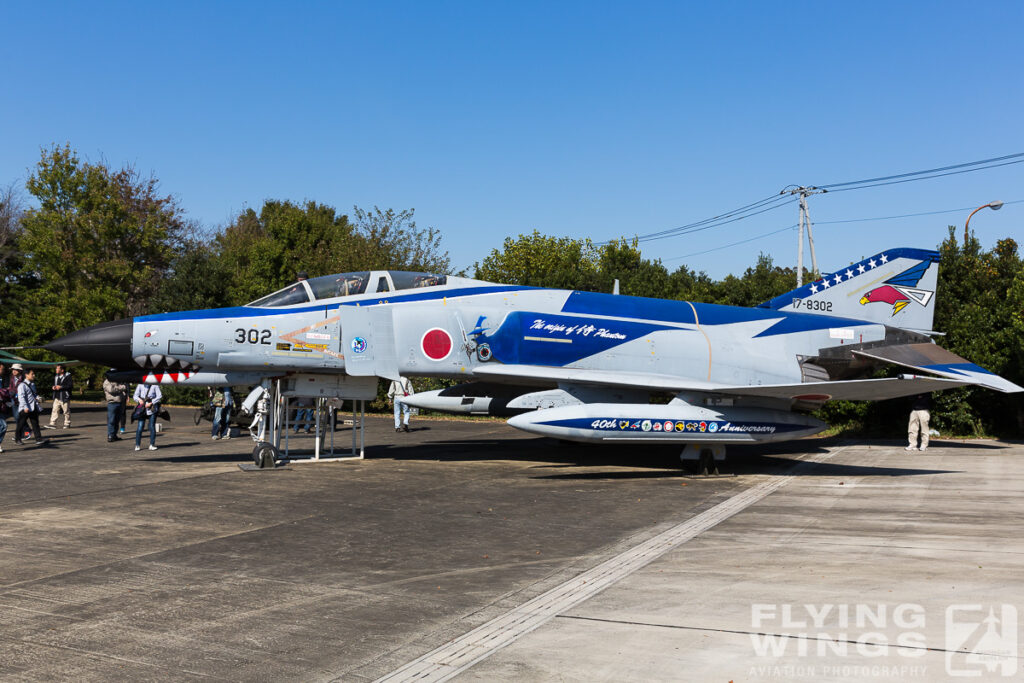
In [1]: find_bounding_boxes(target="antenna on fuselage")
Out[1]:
[612,279,620,295]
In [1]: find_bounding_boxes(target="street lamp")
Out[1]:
[964,201,1004,246]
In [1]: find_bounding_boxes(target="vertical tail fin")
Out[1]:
[758,248,940,332]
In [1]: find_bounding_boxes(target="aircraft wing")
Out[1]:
[852,343,1024,393]
[472,363,965,400]
[471,364,720,392]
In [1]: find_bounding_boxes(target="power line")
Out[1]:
[596,193,795,246]
[774,154,1024,280]
[638,193,784,238]
[635,196,797,244]
[611,151,1024,249]
[668,224,798,261]
[818,153,1024,192]
[816,198,1024,225]
[669,198,1022,263]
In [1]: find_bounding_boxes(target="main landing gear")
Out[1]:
[680,443,728,476]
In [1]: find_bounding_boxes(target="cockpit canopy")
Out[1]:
[248,271,450,308]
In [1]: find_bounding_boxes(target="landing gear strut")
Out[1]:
[698,449,718,476]
[680,443,727,476]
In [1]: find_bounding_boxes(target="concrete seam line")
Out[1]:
[371,445,846,683]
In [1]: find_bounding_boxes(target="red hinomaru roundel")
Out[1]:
[421,327,453,361]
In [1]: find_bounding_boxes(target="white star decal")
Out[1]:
[857,263,866,274]
[822,278,831,289]
[845,269,854,279]
[810,283,818,294]
[868,259,876,268]
[880,253,888,263]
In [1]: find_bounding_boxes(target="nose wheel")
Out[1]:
[252,442,279,469]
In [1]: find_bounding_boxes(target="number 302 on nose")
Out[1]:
[235,328,272,344]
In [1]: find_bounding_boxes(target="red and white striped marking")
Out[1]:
[142,371,196,384]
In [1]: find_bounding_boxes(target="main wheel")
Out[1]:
[699,449,717,476]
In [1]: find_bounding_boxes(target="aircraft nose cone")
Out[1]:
[46,318,134,367]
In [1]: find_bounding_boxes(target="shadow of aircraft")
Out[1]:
[373,435,959,479]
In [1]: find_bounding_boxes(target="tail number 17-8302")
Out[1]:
[791,298,832,312]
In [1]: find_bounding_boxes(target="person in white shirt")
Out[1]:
[387,376,414,432]
[47,364,73,429]
[133,383,163,451]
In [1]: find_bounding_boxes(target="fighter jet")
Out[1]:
[46,249,1021,470]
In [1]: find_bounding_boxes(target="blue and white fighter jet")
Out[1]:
[47,248,1021,468]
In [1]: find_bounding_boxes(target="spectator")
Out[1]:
[15,369,49,446]
[209,387,223,438]
[47,364,73,429]
[102,373,128,442]
[119,386,128,434]
[211,386,234,440]
[388,376,414,433]
[133,383,162,451]
[906,393,932,452]
[10,364,27,440]
[0,361,9,453]
[293,397,312,434]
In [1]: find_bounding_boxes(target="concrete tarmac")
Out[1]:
[0,405,1020,682]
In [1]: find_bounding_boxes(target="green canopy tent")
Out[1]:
[0,349,81,369]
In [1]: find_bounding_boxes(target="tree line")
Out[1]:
[1,144,1021,436]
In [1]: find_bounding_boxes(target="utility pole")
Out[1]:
[781,186,827,287]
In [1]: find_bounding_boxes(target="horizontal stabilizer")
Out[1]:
[715,376,968,401]
[852,343,1024,393]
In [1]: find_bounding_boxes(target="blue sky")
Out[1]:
[2,2,1022,279]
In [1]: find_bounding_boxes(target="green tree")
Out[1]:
[216,202,450,307]
[932,227,1023,434]
[0,183,27,346]
[14,144,187,345]
[474,230,603,290]
[595,239,674,298]
[216,200,356,305]
[711,253,796,307]
[0,181,23,264]
[667,264,717,303]
[149,239,229,313]
[349,206,450,273]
